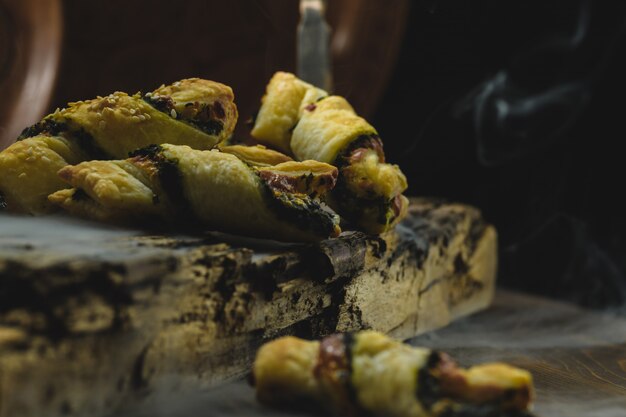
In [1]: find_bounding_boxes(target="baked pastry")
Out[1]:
[250,72,408,234]
[218,144,293,167]
[0,78,237,214]
[48,144,341,242]
[253,331,534,417]
[250,71,326,154]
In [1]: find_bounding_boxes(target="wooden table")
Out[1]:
[113,291,626,417]
[0,199,497,417]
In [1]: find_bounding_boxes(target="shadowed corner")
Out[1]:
[452,0,594,167]
[373,0,626,314]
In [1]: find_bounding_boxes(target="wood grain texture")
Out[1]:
[109,291,625,417]
[0,198,495,417]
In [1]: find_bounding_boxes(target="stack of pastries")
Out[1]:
[0,73,408,242]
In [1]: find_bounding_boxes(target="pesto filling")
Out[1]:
[129,145,197,224]
[143,95,224,136]
[261,180,338,238]
[331,134,397,228]
[17,119,110,160]
[18,119,67,140]
[71,188,90,202]
[416,351,444,410]
[332,179,396,227]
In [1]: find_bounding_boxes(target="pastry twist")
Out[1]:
[253,331,534,417]
[0,78,237,214]
[48,144,341,242]
[251,72,408,234]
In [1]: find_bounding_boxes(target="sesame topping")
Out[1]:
[170,109,177,118]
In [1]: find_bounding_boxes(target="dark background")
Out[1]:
[374,0,626,310]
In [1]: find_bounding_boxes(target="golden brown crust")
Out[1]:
[291,96,376,164]
[218,144,293,167]
[437,362,534,411]
[148,78,238,142]
[250,72,409,235]
[253,331,534,417]
[0,136,85,214]
[257,160,337,197]
[49,145,341,242]
[252,337,322,405]
[251,71,327,154]
[0,78,238,214]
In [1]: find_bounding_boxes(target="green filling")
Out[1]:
[331,134,396,228]
[71,188,90,202]
[17,118,110,160]
[331,168,395,227]
[143,96,224,136]
[416,351,444,410]
[17,120,67,140]
[68,127,111,160]
[129,145,197,224]
[261,181,338,238]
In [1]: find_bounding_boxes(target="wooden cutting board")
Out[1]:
[0,198,496,417]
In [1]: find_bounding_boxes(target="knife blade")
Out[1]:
[297,0,332,91]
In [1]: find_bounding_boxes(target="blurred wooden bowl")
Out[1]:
[0,0,408,149]
[0,0,62,149]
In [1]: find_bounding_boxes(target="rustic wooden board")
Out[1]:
[0,198,497,417]
[111,291,626,417]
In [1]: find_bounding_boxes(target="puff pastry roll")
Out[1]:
[0,78,237,214]
[253,331,534,417]
[48,144,341,242]
[250,72,408,234]
[250,71,326,154]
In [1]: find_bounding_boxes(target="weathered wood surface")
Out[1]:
[112,291,626,417]
[0,198,497,417]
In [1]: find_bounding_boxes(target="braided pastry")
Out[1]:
[253,331,534,417]
[251,72,408,234]
[48,144,341,242]
[0,78,237,214]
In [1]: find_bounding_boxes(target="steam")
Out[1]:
[454,0,594,166]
